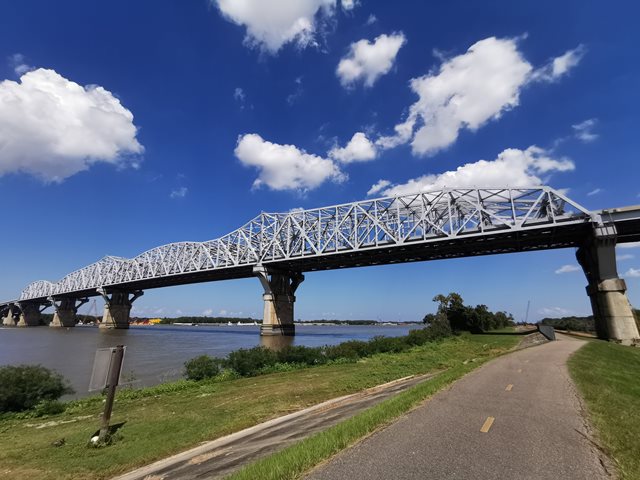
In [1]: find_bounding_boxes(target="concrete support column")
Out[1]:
[254,265,304,336]
[16,302,42,327]
[577,223,640,345]
[98,289,143,329]
[49,297,88,327]
[2,304,16,327]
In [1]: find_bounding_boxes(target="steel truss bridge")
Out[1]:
[2,187,640,306]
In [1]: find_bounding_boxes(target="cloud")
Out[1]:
[8,53,32,75]
[329,132,377,163]
[619,242,640,249]
[0,68,143,182]
[365,14,377,25]
[234,133,346,191]
[586,188,601,196]
[234,87,245,103]
[538,306,573,317]
[367,179,391,196]
[341,0,357,10]
[617,254,634,261]
[531,45,586,82]
[555,264,581,274]
[624,268,640,278]
[377,146,574,197]
[203,309,214,316]
[337,33,406,87]
[376,37,532,155]
[215,0,336,53]
[376,37,585,157]
[286,76,304,105]
[170,187,188,199]
[572,118,598,142]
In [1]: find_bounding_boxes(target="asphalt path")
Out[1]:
[307,335,613,480]
[113,373,439,480]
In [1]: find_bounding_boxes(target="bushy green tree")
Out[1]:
[0,365,74,413]
[427,293,515,333]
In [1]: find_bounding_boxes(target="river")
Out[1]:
[0,323,419,398]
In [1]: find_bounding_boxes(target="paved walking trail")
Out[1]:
[113,373,438,480]
[307,334,612,480]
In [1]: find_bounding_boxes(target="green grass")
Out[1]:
[568,341,640,479]
[0,333,518,480]
[226,360,487,480]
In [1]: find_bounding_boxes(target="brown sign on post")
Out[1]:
[89,345,126,442]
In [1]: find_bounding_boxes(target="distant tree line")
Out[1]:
[541,309,640,333]
[539,316,595,332]
[422,293,515,333]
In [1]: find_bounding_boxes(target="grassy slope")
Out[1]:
[568,341,640,479]
[0,333,518,480]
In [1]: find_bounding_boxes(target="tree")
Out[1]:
[427,293,515,333]
[0,365,74,412]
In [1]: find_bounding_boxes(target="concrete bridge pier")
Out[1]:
[49,297,88,327]
[254,265,304,336]
[98,289,143,329]
[576,223,640,345]
[2,304,17,326]
[16,302,43,326]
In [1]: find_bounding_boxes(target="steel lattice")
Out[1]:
[16,187,593,301]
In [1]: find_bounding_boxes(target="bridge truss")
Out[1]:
[15,187,594,303]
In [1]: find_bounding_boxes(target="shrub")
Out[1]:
[367,335,407,354]
[276,346,326,366]
[324,340,372,361]
[226,347,278,376]
[184,355,223,381]
[0,365,74,413]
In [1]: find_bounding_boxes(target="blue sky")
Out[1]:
[1,0,639,321]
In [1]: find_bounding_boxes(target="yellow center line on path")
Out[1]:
[505,384,513,391]
[480,416,495,433]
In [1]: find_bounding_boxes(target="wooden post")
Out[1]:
[99,345,125,442]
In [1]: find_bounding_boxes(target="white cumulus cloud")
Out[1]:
[234,133,345,191]
[617,254,634,261]
[376,37,585,157]
[329,132,377,163]
[215,0,336,53]
[555,264,581,274]
[377,37,532,155]
[367,179,391,196]
[337,33,406,87]
[377,146,574,197]
[0,68,143,183]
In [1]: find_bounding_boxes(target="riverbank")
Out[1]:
[568,340,640,479]
[0,332,519,480]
